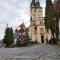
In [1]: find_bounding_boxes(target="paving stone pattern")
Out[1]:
[0,44,60,60]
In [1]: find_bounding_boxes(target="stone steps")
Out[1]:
[0,54,40,60]
[0,53,60,60]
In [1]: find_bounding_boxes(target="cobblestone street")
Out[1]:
[0,44,60,60]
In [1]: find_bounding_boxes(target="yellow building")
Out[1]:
[29,0,46,43]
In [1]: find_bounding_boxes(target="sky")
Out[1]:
[0,0,54,40]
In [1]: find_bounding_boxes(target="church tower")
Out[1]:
[29,0,46,43]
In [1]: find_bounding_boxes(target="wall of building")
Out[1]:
[29,0,52,43]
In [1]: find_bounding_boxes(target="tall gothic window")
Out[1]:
[40,28,44,33]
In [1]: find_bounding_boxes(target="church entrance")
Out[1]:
[41,35,44,43]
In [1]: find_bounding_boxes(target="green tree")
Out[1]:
[24,32,30,46]
[45,0,56,38]
[16,39,20,47]
[3,26,14,47]
[45,0,53,30]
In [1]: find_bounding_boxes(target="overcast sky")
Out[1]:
[0,0,54,40]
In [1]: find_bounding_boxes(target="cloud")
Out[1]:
[0,0,45,40]
[0,0,30,40]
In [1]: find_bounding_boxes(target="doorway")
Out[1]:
[41,35,44,43]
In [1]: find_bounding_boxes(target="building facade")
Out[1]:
[29,0,46,43]
[14,23,29,45]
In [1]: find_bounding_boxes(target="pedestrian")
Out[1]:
[46,37,48,44]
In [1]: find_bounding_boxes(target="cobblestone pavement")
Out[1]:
[0,44,60,60]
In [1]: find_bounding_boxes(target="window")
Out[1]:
[34,26,37,34]
[40,21,43,25]
[40,28,44,33]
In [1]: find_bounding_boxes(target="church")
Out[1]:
[29,0,47,43]
[14,0,52,44]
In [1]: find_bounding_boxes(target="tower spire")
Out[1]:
[35,0,39,3]
[32,0,35,3]
[35,0,40,6]
[31,0,36,7]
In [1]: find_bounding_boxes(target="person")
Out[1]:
[46,37,48,44]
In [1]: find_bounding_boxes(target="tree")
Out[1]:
[9,27,14,46]
[3,26,14,47]
[3,35,7,47]
[45,0,53,30]
[16,39,20,47]
[24,32,30,46]
[45,0,55,38]
[53,0,60,39]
